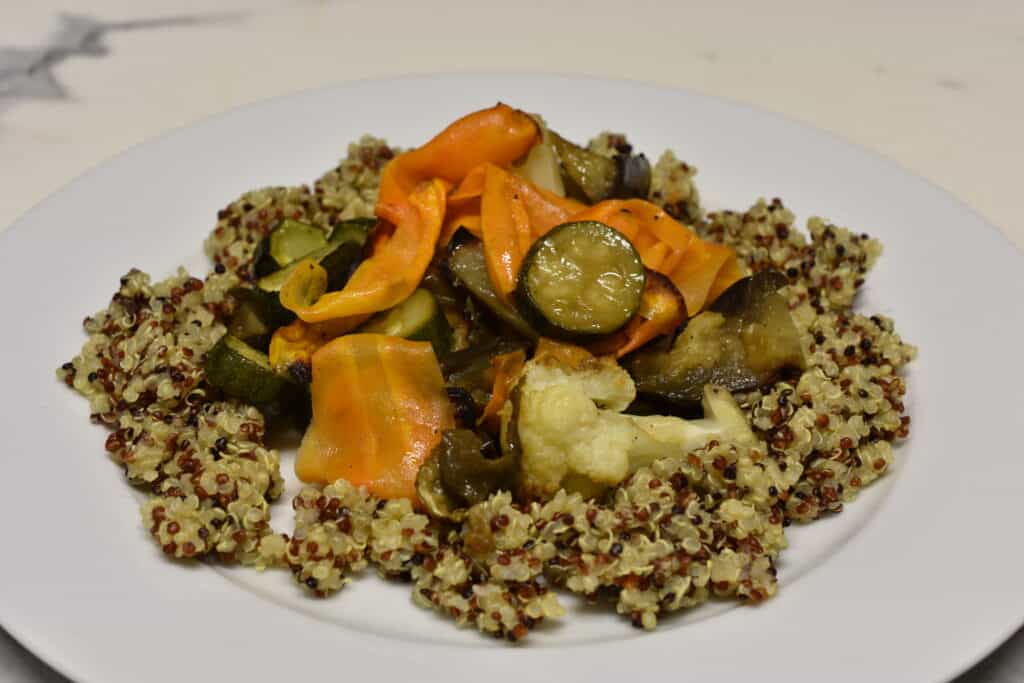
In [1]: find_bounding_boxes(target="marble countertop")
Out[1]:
[1,0,1022,680]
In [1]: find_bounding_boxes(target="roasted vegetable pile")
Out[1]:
[60,103,915,641]
[202,103,805,511]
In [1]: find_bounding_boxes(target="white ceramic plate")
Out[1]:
[1,73,1022,683]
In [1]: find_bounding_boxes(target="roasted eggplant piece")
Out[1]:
[446,387,480,428]
[416,454,464,521]
[625,270,805,409]
[438,429,519,506]
[419,260,475,350]
[551,133,618,203]
[551,132,651,203]
[446,231,539,340]
[420,261,464,310]
[440,338,527,407]
[416,427,520,520]
[615,153,652,200]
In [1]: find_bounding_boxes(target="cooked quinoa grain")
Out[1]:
[60,131,914,642]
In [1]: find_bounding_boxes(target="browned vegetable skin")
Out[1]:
[550,132,652,203]
[438,429,519,506]
[440,338,528,408]
[415,454,463,521]
[416,428,519,519]
[625,270,805,410]
[446,230,539,340]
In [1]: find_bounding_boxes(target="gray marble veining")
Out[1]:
[0,12,244,113]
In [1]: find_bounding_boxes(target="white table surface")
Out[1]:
[2,1,1022,681]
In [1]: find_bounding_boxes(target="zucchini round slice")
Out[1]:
[516,221,645,338]
[204,334,292,405]
[358,289,453,356]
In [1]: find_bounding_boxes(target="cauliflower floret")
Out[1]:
[516,354,754,500]
[629,385,757,469]
[518,355,635,411]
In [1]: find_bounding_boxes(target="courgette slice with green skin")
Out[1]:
[357,289,454,356]
[551,133,619,204]
[232,287,296,328]
[446,233,538,340]
[226,287,297,351]
[227,302,277,352]
[253,220,329,277]
[317,240,365,293]
[204,334,293,405]
[328,217,375,245]
[257,255,313,293]
[516,221,646,340]
[270,220,328,266]
[227,300,273,351]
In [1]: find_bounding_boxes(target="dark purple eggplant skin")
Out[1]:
[440,338,528,413]
[709,269,789,317]
[612,153,652,200]
[625,269,803,410]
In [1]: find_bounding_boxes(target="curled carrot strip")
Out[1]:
[282,179,448,324]
[281,104,539,326]
[478,349,527,433]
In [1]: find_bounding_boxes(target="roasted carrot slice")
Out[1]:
[440,201,482,245]
[379,103,538,202]
[456,163,584,273]
[281,104,538,326]
[478,349,527,433]
[481,165,533,298]
[665,239,737,314]
[588,271,686,358]
[280,178,447,324]
[704,251,746,306]
[295,334,454,501]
